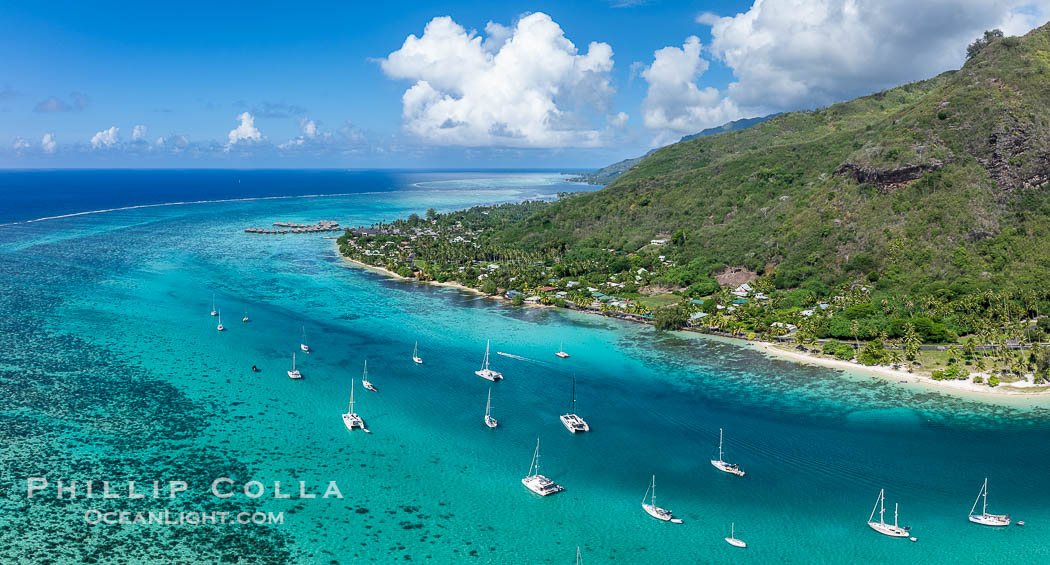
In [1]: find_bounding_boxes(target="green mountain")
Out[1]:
[497,25,1050,298]
[569,114,774,184]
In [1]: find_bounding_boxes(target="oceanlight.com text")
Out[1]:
[83,509,285,526]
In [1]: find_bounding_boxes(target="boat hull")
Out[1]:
[711,460,745,476]
[413,357,423,364]
[868,521,909,537]
[555,352,569,358]
[642,503,672,521]
[725,538,747,548]
[342,412,365,431]
[969,514,1010,526]
[287,370,302,380]
[522,475,563,496]
[475,369,503,381]
[300,345,310,353]
[485,416,498,428]
[560,414,590,433]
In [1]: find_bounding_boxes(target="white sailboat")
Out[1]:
[641,475,682,523]
[867,489,910,537]
[969,478,1010,526]
[560,375,589,433]
[710,428,744,476]
[300,326,310,353]
[216,310,225,332]
[725,523,747,548]
[361,360,378,392]
[412,341,423,364]
[242,311,249,323]
[287,352,302,379]
[484,387,498,428]
[555,341,569,358]
[342,379,367,432]
[521,438,563,496]
[475,340,503,381]
[210,293,217,316]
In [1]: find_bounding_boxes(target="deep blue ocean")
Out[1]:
[1,170,1049,564]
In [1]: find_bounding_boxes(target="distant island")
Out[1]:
[338,26,1050,395]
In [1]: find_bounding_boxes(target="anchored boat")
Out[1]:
[475,340,503,381]
[287,352,302,379]
[521,439,563,496]
[342,378,367,432]
[559,375,589,433]
[867,489,910,538]
[484,387,498,428]
[969,478,1010,526]
[641,475,682,523]
[710,428,744,476]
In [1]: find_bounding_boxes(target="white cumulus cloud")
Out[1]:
[227,112,264,148]
[301,118,318,139]
[90,126,120,149]
[379,12,616,147]
[42,132,56,154]
[132,125,148,141]
[13,137,30,151]
[698,0,1050,112]
[640,36,741,137]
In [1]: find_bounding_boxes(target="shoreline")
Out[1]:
[337,248,1050,400]
[753,342,1050,397]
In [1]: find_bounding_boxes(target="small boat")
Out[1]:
[412,341,423,364]
[361,360,378,392]
[521,438,563,496]
[559,375,589,433]
[867,489,910,537]
[216,311,225,332]
[1017,521,1025,526]
[210,293,217,316]
[555,342,569,358]
[342,378,367,432]
[475,340,503,381]
[710,428,744,476]
[969,478,1010,526]
[725,523,747,548]
[287,352,302,380]
[251,365,259,373]
[484,387,498,428]
[300,326,310,354]
[642,475,681,523]
[242,311,249,323]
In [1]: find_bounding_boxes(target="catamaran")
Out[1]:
[555,342,569,358]
[287,352,302,379]
[725,523,747,548]
[642,475,682,523]
[342,379,367,432]
[475,340,503,381]
[210,293,217,316]
[711,428,744,476]
[484,387,498,428]
[412,341,423,364]
[300,326,310,353]
[969,478,1010,526]
[560,375,589,433]
[521,438,563,496]
[216,310,224,332]
[361,360,378,392]
[867,489,910,537]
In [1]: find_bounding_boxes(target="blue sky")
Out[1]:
[2,1,1047,168]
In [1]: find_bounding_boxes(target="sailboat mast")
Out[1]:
[485,388,492,417]
[571,375,576,412]
[894,503,899,528]
[880,490,886,524]
[983,478,988,515]
[349,379,355,412]
[718,428,724,462]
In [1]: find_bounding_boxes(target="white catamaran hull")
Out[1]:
[711,459,745,476]
[342,412,365,431]
[560,413,590,433]
[475,369,503,381]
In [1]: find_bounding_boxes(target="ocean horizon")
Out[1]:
[2,170,1050,563]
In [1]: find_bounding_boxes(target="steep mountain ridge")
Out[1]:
[491,24,1050,298]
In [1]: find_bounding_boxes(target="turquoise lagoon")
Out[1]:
[1,171,1049,564]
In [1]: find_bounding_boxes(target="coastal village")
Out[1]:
[335,202,1050,394]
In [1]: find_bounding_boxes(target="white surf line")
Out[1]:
[0,192,384,228]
